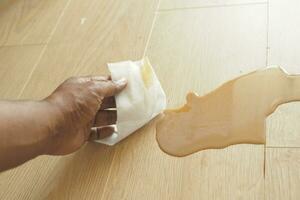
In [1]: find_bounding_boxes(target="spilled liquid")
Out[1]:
[156,67,300,157]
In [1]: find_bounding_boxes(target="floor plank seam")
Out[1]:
[158,1,268,12]
[16,0,73,99]
[143,0,161,57]
[264,3,269,197]
[263,144,266,178]
[99,149,117,200]
[0,43,47,49]
[266,0,270,66]
[264,144,266,200]
[266,146,300,149]
[100,1,162,198]
[264,2,269,196]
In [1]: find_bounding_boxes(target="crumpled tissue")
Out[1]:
[95,57,166,145]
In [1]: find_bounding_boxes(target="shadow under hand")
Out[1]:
[40,117,162,200]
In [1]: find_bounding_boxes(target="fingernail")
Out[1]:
[114,78,127,85]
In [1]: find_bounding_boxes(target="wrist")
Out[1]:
[30,100,61,155]
[0,100,58,157]
[0,100,59,170]
[40,97,66,155]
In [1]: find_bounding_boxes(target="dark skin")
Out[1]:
[0,75,127,172]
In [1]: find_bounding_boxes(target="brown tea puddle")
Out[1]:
[156,67,300,157]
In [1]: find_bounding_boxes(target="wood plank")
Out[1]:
[149,4,267,108]
[0,0,159,199]
[0,145,115,200]
[102,4,267,200]
[266,0,300,147]
[160,0,266,10]
[0,0,69,46]
[0,45,44,99]
[102,131,264,200]
[265,148,300,200]
[49,0,158,46]
[20,0,159,100]
[266,103,300,147]
[268,0,300,69]
[0,45,55,200]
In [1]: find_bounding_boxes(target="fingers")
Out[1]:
[94,110,117,126]
[100,96,116,110]
[81,75,110,82]
[75,75,127,97]
[89,126,115,140]
[94,78,127,97]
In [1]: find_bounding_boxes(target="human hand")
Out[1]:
[44,76,127,155]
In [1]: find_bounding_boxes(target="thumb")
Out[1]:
[93,78,127,97]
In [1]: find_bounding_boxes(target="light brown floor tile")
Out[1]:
[0,45,44,99]
[265,148,300,200]
[102,4,267,200]
[160,0,266,10]
[0,0,69,46]
[0,0,160,199]
[266,0,300,147]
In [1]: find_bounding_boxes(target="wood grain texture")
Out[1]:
[265,148,300,200]
[0,0,69,46]
[0,45,44,99]
[268,0,300,69]
[266,103,300,147]
[266,0,300,147]
[1,0,300,199]
[49,0,158,47]
[102,129,264,200]
[20,0,159,100]
[160,0,267,10]
[41,145,117,200]
[149,4,267,108]
[0,145,115,200]
[102,4,267,200]
[0,0,159,199]
[0,45,62,200]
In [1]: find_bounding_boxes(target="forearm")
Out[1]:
[0,100,53,172]
[0,76,126,172]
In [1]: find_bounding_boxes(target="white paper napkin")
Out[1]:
[95,57,166,145]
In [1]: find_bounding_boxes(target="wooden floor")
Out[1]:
[0,0,300,199]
